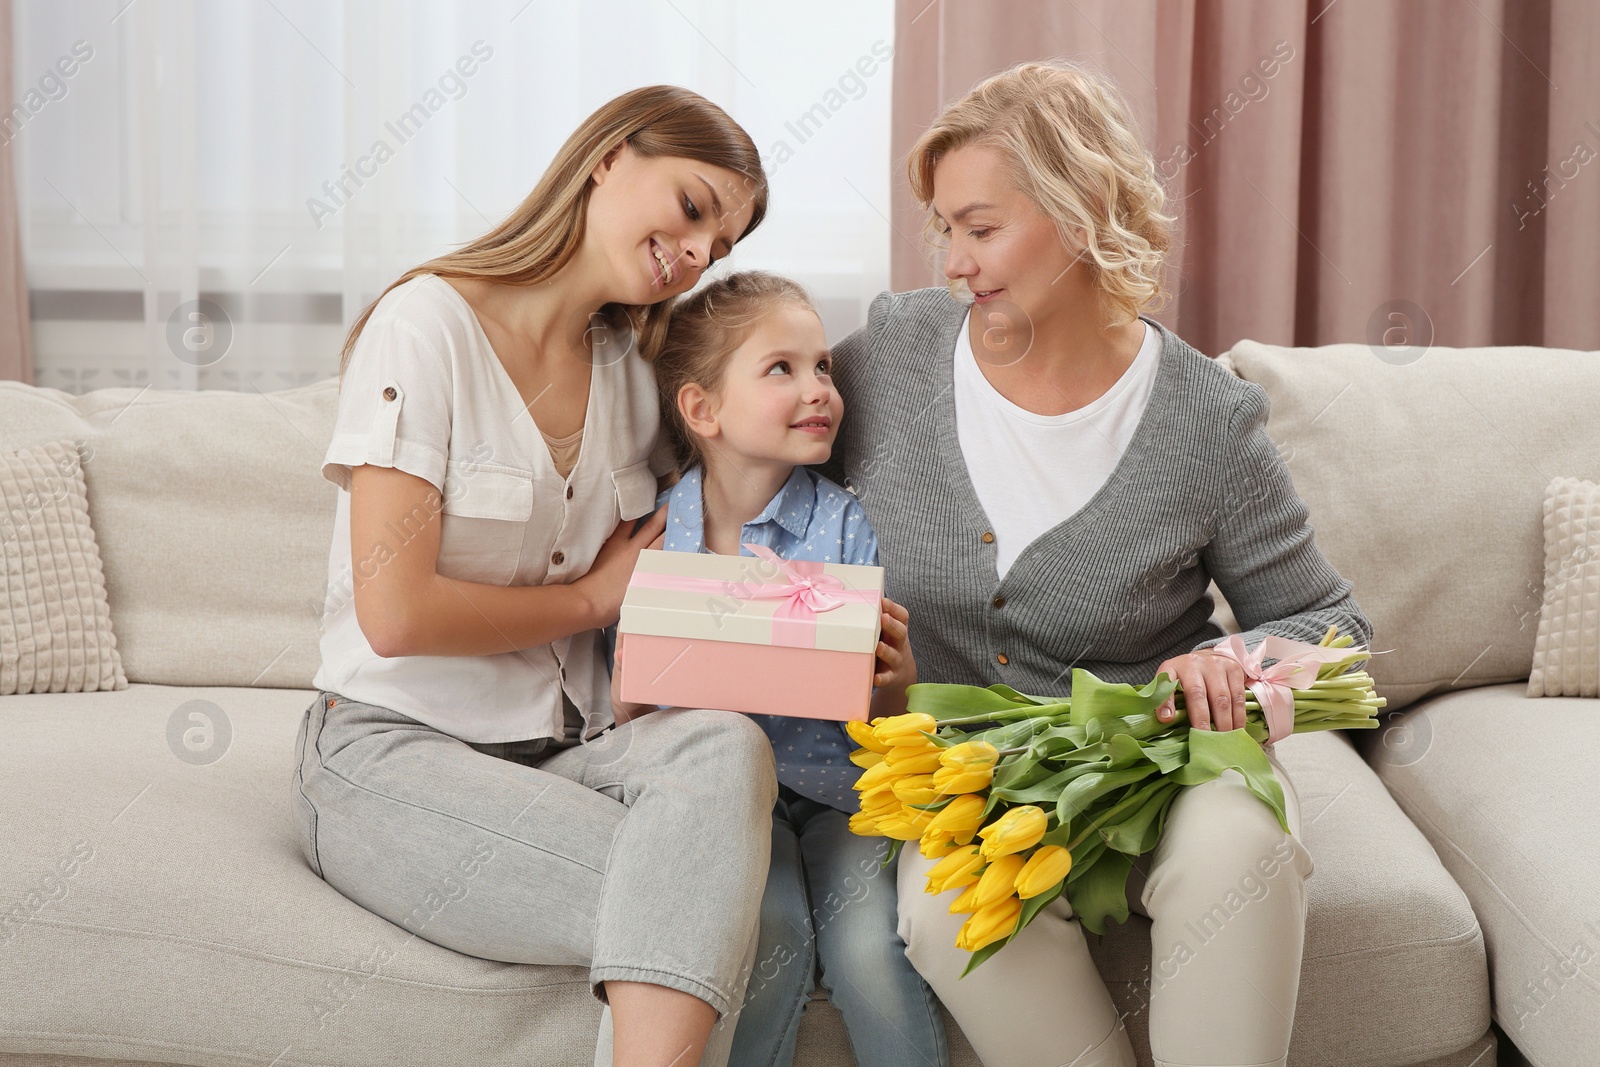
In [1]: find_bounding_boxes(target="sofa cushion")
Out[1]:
[1529,476,1600,697]
[1087,729,1490,1067]
[0,380,339,689]
[1,439,125,695]
[1364,683,1600,1067]
[1218,341,1600,712]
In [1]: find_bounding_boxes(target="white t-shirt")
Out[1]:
[312,274,667,743]
[953,312,1162,580]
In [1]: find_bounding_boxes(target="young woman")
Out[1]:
[291,85,776,1067]
[821,61,1371,1067]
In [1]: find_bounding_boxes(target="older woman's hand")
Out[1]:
[1153,648,1250,732]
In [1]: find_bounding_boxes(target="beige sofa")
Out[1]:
[10,328,1586,1066]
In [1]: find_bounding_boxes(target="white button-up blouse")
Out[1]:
[312,273,667,743]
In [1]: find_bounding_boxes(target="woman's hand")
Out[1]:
[1154,648,1250,731]
[575,506,668,628]
[873,597,916,690]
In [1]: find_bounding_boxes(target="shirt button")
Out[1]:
[382,386,397,401]
[565,485,573,500]
[996,652,1009,665]
[551,550,565,565]
[981,531,995,544]
[992,596,1005,609]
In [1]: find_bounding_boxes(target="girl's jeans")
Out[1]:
[291,691,777,1067]
[729,786,948,1067]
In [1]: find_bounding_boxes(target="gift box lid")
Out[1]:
[618,547,883,654]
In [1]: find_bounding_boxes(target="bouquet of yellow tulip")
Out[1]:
[848,627,1384,974]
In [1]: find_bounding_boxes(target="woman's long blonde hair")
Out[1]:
[908,60,1174,327]
[338,85,768,377]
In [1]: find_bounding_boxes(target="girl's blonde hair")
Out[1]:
[338,85,768,377]
[908,59,1174,326]
[651,270,817,481]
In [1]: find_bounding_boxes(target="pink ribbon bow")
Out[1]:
[624,544,878,648]
[734,544,877,647]
[1207,634,1363,746]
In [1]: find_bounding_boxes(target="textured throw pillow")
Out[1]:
[1529,477,1600,697]
[1,439,127,694]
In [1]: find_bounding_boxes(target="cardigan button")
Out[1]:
[382,386,397,401]
[981,531,995,544]
[551,550,565,565]
[996,653,1009,665]
[565,485,573,500]
[992,596,1005,609]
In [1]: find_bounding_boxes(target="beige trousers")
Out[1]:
[897,752,1313,1067]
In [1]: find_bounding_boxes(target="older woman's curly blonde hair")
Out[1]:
[908,59,1175,327]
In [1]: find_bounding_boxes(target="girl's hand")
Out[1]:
[1154,648,1249,732]
[873,597,916,690]
[576,506,668,628]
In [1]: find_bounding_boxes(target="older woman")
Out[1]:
[822,61,1370,1067]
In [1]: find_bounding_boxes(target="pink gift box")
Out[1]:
[616,546,884,721]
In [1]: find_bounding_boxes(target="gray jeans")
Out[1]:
[291,691,777,1066]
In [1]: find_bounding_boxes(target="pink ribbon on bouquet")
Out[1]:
[1207,634,1363,746]
[625,543,878,648]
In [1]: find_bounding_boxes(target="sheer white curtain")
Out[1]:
[12,0,893,393]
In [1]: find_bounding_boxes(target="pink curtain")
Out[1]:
[0,0,34,384]
[891,0,1600,355]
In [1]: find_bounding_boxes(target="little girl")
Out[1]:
[612,270,948,1067]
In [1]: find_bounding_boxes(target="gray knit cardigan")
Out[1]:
[818,288,1372,695]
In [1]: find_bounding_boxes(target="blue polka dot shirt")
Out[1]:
[658,464,879,813]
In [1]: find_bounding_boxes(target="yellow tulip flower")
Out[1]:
[939,740,1000,770]
[977,806,1048,861]
[853,759,904,793]
[873,713,938,747]
[849,748,884,770]
[877,808,937,841]
[948,882,983,915]
[919,834,961,859]
[892,774,942,807]
[970,853,1026,909]
[925,844,985,894]
[847,810,882,837]
[1014,845,1073,899]
[955,895,1023,952]
[924,794,986,845]
[931,740,1000,794]
[883,746,945,774]
[847,719,890,754]
[861,797,902,824]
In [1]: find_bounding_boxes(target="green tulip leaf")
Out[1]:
[1170,728,1289,833]
[1066,850,1135,936]
[908,683,1033,719]
[991,761,1107,804]
[1106,733,1152,769]
[1140,736,1191,774]
[1056,766,1157,825]
[1099,780,1182,856]
[990,752,1047,793]
[1068,669,1177,727]
[1064,830,1106,883]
